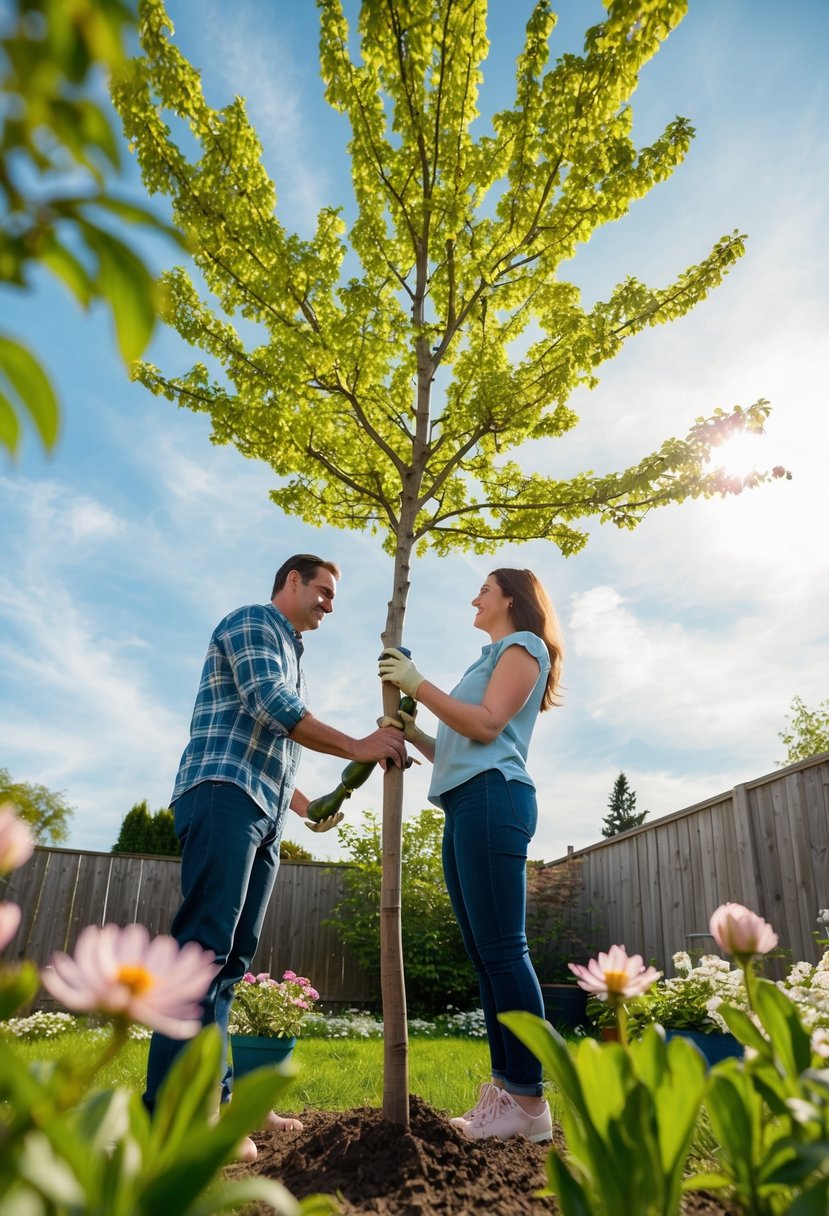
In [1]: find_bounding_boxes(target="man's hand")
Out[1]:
[353,726,407,769]
[378,648,426,698]
[305,811,345,833]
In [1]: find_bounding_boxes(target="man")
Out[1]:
[144,554,406,1158]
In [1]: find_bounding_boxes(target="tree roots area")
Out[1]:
[227,1096,739,1215]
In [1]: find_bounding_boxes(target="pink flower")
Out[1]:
[282,970,297,981]
[242,972,256,982]
[41,922,218,1038]
[709,903,778,960]
[0,901,21,950]
[0,803,35,874]
[570,945,662,1001]
[306,986,320,1001]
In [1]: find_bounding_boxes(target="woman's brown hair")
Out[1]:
[490,568,564,711]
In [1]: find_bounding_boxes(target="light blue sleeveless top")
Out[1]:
[427,631,550,810]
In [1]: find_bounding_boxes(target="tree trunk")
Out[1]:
[379,532,414,1126]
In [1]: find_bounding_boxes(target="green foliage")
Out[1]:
[279,838,314,861]
[0,1018,333,1215]
[0,765,74,844]
[328,809,477,1013]
[777,696,829,766]
[0,0,182,456]
[689,980,829,1215]
[505,1013,708,1216]
[113,0,785,566]
[601,771,648,838]
[111,800,181,856]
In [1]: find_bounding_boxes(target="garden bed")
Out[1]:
[228,1095,739,1215]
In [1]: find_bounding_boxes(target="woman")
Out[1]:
[378,568,563,1142]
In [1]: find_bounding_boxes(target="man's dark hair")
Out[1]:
[272,554,341,597]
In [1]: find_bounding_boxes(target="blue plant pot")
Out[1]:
[229,1033,296,1077]
[540,983,589,1029]
[665,1028,742,1067]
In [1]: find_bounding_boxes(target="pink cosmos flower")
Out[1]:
[0,901,21,950]
[0,803,35,874]
[570,944,662,1001]
[41,922,218,1038]
[709,903,778,960]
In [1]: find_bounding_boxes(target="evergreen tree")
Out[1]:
[112,801,181,856]
[602,772,648,838]
[147,807,181,857]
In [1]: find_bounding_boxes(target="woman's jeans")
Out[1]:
[143,780,282,1112]
[442,770,545,1097]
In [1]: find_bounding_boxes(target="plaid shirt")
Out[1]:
[171,603,307,822]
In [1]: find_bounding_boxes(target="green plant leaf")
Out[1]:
[81,227,156,363]
[544,1150,592,1216]
[788,1177,829,1216]
[752,979,813,1078]
[0,391,21,455]
[0,961,40,1019]
[40,236,95,308]
[0,336,60,450]
[187,1176,306,1216]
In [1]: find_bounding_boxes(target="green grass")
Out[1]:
[10,1033,492,1116]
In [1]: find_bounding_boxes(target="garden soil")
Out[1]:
[227,1095,740,1215]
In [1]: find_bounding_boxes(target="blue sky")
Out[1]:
[1,0,827,864]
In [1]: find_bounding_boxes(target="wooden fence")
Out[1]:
[553,752,829,972]
[1,851,376,1008]
[4,752,828,1005]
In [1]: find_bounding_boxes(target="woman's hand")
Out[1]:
[378,648,426,698]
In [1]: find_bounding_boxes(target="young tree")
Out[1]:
[114,0,787,1124]
[777,696,829,766]
[0,767,74,845]
[601,771,647,837]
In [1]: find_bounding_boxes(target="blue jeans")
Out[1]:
[143,780,282,1112]
[441,770,544,1097]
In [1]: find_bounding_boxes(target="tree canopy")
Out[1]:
[777,696,829,766]
[0,766,74,845]
[113,0,787,1126]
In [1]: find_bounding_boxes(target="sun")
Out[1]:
[709,431,768,480]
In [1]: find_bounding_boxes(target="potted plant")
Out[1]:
[586,951,746,1063]
[228,969,319,1076]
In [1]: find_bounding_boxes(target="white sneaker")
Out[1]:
[461,1088,552,1143]
[449,1081,497,1128]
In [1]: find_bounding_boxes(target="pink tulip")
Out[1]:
[0,901,21,950]
[709,903,778,960]
[0,803,35,874]
[41,922,218,1038]
[570,944,662,1000]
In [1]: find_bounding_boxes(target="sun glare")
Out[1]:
[710,431,767,479]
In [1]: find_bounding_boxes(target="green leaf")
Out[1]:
[789,1178,829,1216]
[751,979,813,1078]
[81,227,157,363]
[40,236,95,308]
[0,962,40,1019]
[544,1150,592,1216]
[0,336,60,450]
[187,1176,305,1216]
[0,391,21,455]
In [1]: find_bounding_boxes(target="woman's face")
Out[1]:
[471,575,511,636]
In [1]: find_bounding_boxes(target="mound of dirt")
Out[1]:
[228,1096,739,1215]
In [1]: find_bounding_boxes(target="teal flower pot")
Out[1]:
[229,1033,296,1077]
[665,1029,742,1067]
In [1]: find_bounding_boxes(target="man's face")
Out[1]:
[285,568,337,632]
